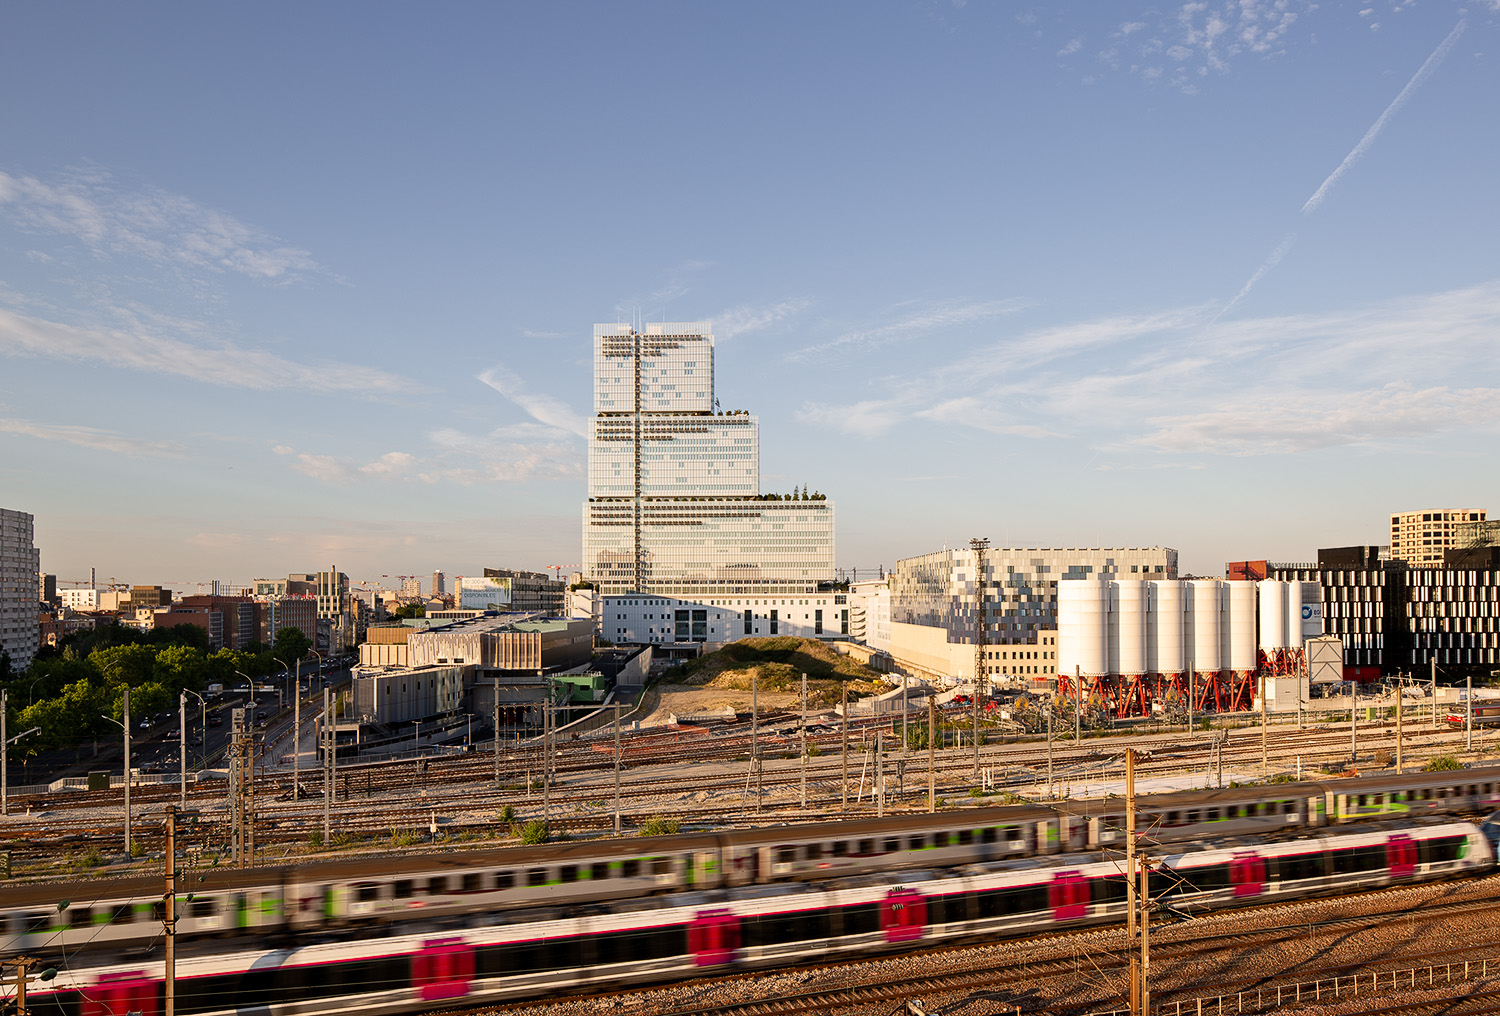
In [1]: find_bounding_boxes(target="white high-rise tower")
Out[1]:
[583,322,834,596]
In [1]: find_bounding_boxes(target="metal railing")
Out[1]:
[1084,956,1496,1015]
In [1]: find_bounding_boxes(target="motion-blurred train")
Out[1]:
[5,765,1500,968]
[16,820,1492,1015]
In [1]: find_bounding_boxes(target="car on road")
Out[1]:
[208,715,223,727]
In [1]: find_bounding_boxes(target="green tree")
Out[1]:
[90,644,156,688]
[273,627,313,668]
[393,603,425,619]
[152,644,210,694]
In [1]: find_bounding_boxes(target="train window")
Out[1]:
[807,842,824,861]
[356,883,380,903]
[744,909,831,947]
[463,873,483,892]
[495,871,514,889]
[1275,853,1325,881]
[622,859,641,878]
[591,862,610,881]
[776,846,797,864]
[842,902,881,936]
[68,907,91,929]
[885,837,901,853]
[653,858,672,876]
[1182,864,1230,892]
[977,885,1048,917]
[932,894,970,923]
[428,876,449,895]
[1187,810,1200,823]
[832,841,848,857]
[1427,835,1467,863]
[958,829,974,846]
[1283,800,1296,814]
[858,838,876,855]
[560,865,579,884]
[1092,877,1128,905]
[631,925,688,959]
[980,828,998,845]
[526,868,548,887]
[1207,808,1220,821]
[394,880,413,899]
[1165,810,1181,826]
[153,900,166,922]
[109,903,133,926]
[1357,794,1367,807]
[191,898,216,918]
[909,834,926,850]
[22,911,49,935]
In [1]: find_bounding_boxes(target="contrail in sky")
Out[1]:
[1302,18,1467,216]
[1216,19,1466,320]
[1212,231,1298,324]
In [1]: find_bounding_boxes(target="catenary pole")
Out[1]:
[800,673,807,810]
[841,683,849,811]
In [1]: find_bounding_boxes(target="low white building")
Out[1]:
[602,591,851,645]
[60,587,101,610]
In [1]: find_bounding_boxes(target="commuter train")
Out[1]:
[15,821,1492,1015]
[6,765,1500,966]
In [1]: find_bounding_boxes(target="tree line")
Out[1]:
[0,622,314,751]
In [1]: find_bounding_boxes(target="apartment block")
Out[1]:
[1390,509,1487,567]
[0,508,40,673]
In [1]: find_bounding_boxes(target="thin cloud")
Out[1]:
[0,307,417,394]
[477,365,588,438]
[0,166,322,281]
[795,281,1500,455]
[1301,19,1466,216]
[0,417,186,457]
[712,299,810,342]
[1137,383,1500,455]
[787,299,1027,363]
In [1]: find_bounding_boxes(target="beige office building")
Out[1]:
[1390,509,1488,566]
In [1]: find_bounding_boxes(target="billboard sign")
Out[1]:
[1301,601,1323,636]
[459,576,512,610]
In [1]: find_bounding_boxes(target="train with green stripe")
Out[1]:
[4,765,1498,963]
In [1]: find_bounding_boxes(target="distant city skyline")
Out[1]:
[3,4,1497,585]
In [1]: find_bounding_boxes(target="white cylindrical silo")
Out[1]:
[1150,580,1185,676]
[1228,581,1259,672]
[1114,580,1148,678]
[1258,579,1287,652]
[1285,580,1304,650]
[1058,578,1110,679]
[1187,580,1223,674]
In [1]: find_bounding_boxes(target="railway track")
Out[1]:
[1,716,1483,874]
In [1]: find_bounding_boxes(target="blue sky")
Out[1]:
[2,1,1498,588]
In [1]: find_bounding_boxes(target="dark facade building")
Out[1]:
[1264,545,1500,678]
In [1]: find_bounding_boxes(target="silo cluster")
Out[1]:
[1058,577,1304,713]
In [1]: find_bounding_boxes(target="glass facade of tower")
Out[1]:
[584,322,834,596]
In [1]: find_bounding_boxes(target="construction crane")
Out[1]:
[547,565,578,580]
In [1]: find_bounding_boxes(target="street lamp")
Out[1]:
[179,690,207,810]
[297,651,322,796]
[2,688,41,816]
[100,686,132,856]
